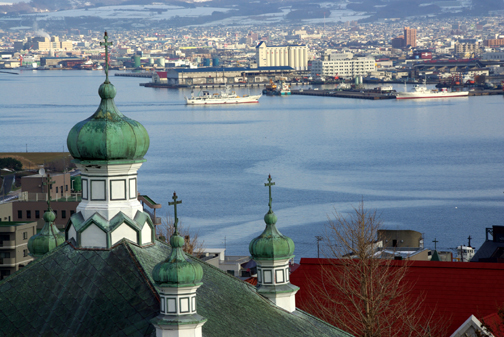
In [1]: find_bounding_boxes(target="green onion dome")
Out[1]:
[28,210,65,258]
[67,81,150,163]
[249,210,295,260]
[152,233,203,287]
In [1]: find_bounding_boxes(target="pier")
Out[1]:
[115,72,153,78]
[291,89,503,100]
[292,89,396,100]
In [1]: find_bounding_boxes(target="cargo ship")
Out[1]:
[185,86,261,105]
[396,85,468,100]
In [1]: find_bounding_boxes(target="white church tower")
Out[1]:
[65,32,154,248]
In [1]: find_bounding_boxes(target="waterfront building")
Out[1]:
[256,41,308,70]
[311,53,376,78]
[156,66,294,86]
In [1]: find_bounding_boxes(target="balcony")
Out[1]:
[0,257,15,266]
[0,241,15,248]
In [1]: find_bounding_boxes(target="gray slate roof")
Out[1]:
[471,240,504,262]
[0,240,352,337]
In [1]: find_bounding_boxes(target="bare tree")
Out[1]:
[156,215,204,256]
[302,202,446,337]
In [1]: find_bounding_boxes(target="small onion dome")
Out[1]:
[67,81,150,163]
[152,233,203,287]
[27,210,65,258]
[249,210,295,260]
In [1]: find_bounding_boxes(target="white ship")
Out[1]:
[396,84,468,100]
[185,86,261,105]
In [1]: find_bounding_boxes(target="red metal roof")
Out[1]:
[290,258,504,336]
[481,312,504,337]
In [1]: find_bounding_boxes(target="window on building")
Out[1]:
[23,249,28,257]
[62,210,66,219]
[66,185,68,191]
[70,210,75,216]
[23,232,28,240]
[26,210,31,219]
[35,210,40,219]
[17,210,22,219]
[56,187,58,193]
[60,186,63,194]
[226,270,235,276]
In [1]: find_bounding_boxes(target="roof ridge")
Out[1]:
[123,241,160,303]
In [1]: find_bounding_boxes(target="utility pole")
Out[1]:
[315,236,323,258]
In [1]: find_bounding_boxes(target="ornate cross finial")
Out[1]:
[42,173,55,211]
[100,31,113,83]
[432,238,438,251]
[169,192,182,233]
[264,174,275,212]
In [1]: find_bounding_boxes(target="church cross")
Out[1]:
[432,238,438,251]
[264,174,275,212]
[169,192,182,233]
[468,235,472,247]
[42,173,55,211]
[100,31,113,83]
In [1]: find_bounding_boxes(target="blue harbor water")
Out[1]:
[1,70,503,259]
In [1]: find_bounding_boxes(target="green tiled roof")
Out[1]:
[0,240,353,337]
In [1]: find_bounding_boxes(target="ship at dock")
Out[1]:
[396,84,469,100]
[263,80,291,96]
[185,86,261,105]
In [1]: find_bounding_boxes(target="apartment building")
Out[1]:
[311,52,376,78]
[404,27,417,47]
[0,221,36,280]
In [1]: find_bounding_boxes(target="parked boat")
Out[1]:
[263,80,291,96]
[185,86,261,105]
[396,84,468,100]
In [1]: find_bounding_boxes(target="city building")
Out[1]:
[256,41,308,70]
[392,35,405,49]
[0,221,36,280]
[0,171,81,229]
[455,43,478,57]
[311,52,376,78]
[156,66,294,86]
[471,226,504,262]
[481,51,504,60]
[404,27,417,47]
[484,38,504,47]
[14,36,73,51]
